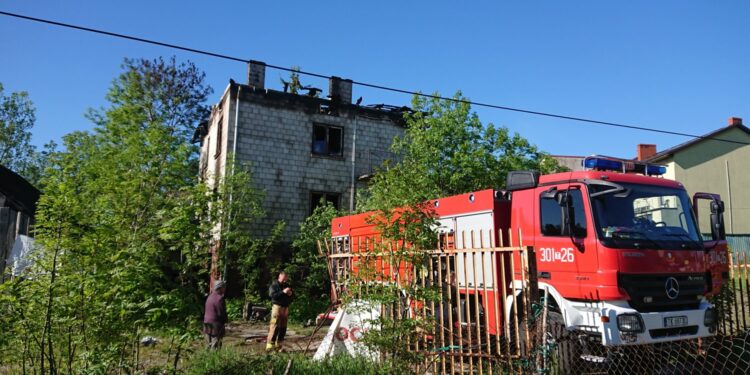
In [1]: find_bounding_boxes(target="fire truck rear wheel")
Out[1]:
[506,308,529,358]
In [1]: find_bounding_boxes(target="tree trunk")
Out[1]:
[134,326,141,373]
[41,237,62,375]
[172,342,182,374]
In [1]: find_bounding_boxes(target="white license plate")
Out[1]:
[664,316,688,328]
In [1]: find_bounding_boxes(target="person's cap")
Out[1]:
[214,280,226,290]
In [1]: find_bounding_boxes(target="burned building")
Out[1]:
[195,61,407,246]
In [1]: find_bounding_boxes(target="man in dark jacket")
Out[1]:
[266,271,293,350]
[203,280,227,350]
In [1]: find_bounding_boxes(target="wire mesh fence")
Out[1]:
[534,247,750,375]
[534,326,750,375]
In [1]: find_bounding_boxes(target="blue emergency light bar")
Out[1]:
[645,165,668,176]
[584,157,621,171]
[583,156,666,176]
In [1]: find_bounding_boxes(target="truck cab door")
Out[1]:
[535,183,598,299]
[693,193,729,295]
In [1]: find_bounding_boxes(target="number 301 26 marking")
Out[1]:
[539,247,575,263]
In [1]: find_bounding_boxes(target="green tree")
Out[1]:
[350,92,563,364]
[288,201,339,322]
[0,83,35,169]
[20,140,58,189]
[364,92,562,210]
[0,82,54,186]
[0,57,269,373]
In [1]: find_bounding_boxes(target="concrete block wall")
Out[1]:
[218,87,404,243]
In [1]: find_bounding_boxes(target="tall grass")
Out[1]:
[185,350,403,375]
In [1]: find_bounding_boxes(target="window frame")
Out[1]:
[311,123,344,158]
[539,187,588,238]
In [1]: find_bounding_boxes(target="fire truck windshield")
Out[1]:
[589,182,702,250]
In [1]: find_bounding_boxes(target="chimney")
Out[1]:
[329,76,353,104]
[637,144,657,161]
[247,60,266,89]
[728,117,743,127]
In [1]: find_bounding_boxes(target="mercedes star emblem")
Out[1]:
[665,277,680,300]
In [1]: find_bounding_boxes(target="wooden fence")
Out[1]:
[320,229,540,374]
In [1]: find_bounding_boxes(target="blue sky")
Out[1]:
[1,1,749,158]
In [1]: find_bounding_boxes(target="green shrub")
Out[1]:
[185,350,402,375]
[264,353,401,375]
[288,202,339,324]
[288,296,329,325]
[225,298,245,321]
[184,349,255,375]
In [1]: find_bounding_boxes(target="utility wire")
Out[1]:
[2,10,749,146]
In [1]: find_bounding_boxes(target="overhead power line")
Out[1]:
[2,10,749,146]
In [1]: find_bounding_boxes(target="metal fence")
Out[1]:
[322,233,750,374]
[728,234,750,256]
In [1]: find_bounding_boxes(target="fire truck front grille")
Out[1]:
[618,273,706,312]
[649,326,699,339]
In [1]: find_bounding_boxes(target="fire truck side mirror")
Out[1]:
[506,170,540,191]
[555,192,580,238]
[710,200,725,214]
[541,187,557,200]
[710,200,726,241]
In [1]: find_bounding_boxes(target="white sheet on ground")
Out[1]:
[314,300,380,361]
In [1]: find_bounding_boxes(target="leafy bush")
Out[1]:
[225,298,245,321]
[262,353,402,375]
[288,202,339,323]
[184,349,255,375]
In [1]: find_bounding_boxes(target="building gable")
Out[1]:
[647,122,750,165]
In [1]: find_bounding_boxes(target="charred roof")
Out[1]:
[0,164,40,215]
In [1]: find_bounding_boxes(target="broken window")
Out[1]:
[310,191,340,214]
[312,123,343,157]
[199,145,208,177]
[214,117,223,159]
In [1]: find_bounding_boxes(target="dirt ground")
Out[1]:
[132,321,330,371]
[223,320,329,354]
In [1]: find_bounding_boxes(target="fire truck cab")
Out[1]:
[503,156,729,345]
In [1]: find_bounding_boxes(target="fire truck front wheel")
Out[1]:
[545,311,581,374]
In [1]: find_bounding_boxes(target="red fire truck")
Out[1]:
[330,156,729,347]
